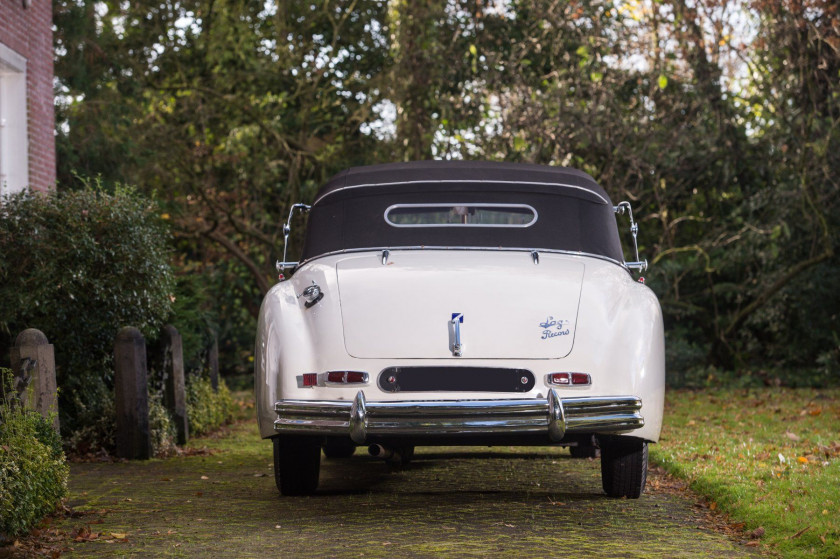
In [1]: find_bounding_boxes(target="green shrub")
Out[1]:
[148,393,177,457]
[186,377,236,436]
[0,370,69,539]
[0,180,174,436]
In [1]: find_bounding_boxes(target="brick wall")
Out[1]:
[0,0,56,193]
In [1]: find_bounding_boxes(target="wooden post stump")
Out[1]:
[114,326,151,460]
[10,328,58,432]
[161,325,188,445]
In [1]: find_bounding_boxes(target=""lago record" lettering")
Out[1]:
[539,316,571,340]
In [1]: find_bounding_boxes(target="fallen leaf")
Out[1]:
[820,535,826,544]
[200,476,209,480]
[111,533,126,539]
[709,502,717,511]
[751,526,765,539]
[745,541,760,547]
[785,431,800,442]
[797,456,808,464]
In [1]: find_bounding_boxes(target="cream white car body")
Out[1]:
[255,250,664,442]
[255,161,665,497]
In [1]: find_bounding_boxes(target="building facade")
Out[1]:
[0,0,55,195]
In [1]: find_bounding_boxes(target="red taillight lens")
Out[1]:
[325,371,368,384]
[345,372,367,383]
[327,371,345,383]
[548,372,590,386]
[549,373,571,385]
[571,372,591,385]
[302,373,317,387]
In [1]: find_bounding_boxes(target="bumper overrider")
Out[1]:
[273,389,644,444]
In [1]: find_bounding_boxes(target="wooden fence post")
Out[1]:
[114,326,151,460]
[160,325,188,445]
[10,328,58,432]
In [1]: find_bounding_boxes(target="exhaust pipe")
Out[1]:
[368,444,406,466]
[368,444,395,460]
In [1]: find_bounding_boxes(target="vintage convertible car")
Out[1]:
[255,161,664,498]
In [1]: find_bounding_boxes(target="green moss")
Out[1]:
[46,413,749,557]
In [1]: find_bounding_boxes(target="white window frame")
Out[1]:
[0,43,29,197]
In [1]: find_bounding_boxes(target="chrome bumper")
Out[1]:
[273,389,643,444]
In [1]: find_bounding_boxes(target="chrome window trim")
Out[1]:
[293,246,631,273]
[314,179,609,205]
[383,203,538,228]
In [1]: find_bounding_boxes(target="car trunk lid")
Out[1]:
[336,251,584,359]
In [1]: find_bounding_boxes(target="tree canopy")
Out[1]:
[53,0,840,378]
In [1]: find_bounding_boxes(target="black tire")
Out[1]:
[569,445,600,459]
[600,438,648,498]
[399,444,415,465]
[273,436,321,496]
[322,437,357,459]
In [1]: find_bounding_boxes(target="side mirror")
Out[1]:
[614,201,648,273]
[276,203,311,277]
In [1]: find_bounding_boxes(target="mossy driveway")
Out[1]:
[51,420,753,558]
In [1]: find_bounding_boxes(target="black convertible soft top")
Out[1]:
[300,161,625,264]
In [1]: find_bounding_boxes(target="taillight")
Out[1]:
[326,371,369,385]
[298,371,369,387]
[549,372,571,385]
[547,372,591,386]
[571,372,591,385]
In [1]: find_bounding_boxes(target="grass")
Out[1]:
[651,387,840,558]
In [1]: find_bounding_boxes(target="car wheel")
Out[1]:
[600,438,648,498]
[322,437,357,459]
[273,435,321,496]
[399,444,415,465]
[569,445,600,459]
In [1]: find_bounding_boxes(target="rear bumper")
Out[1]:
[273,389,644,444]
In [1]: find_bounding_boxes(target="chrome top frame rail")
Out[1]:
[290,246,639,276]
[274,390,643,445]
[614,202,648,272]
[277,203,312,275]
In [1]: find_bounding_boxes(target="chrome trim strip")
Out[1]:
[273,392,643,441]
[383,203,538,229]
[295,246,631,273]
[314,179,609,205]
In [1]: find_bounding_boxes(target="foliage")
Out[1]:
[186,377,236,437]
[0,370,69,539]
[0,181,174,434]
[64,384,116,457]
[652,388,840,557]
[148,393,178,458]
[52,0,840,377]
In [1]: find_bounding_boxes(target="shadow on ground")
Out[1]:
[43,421,753,558]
